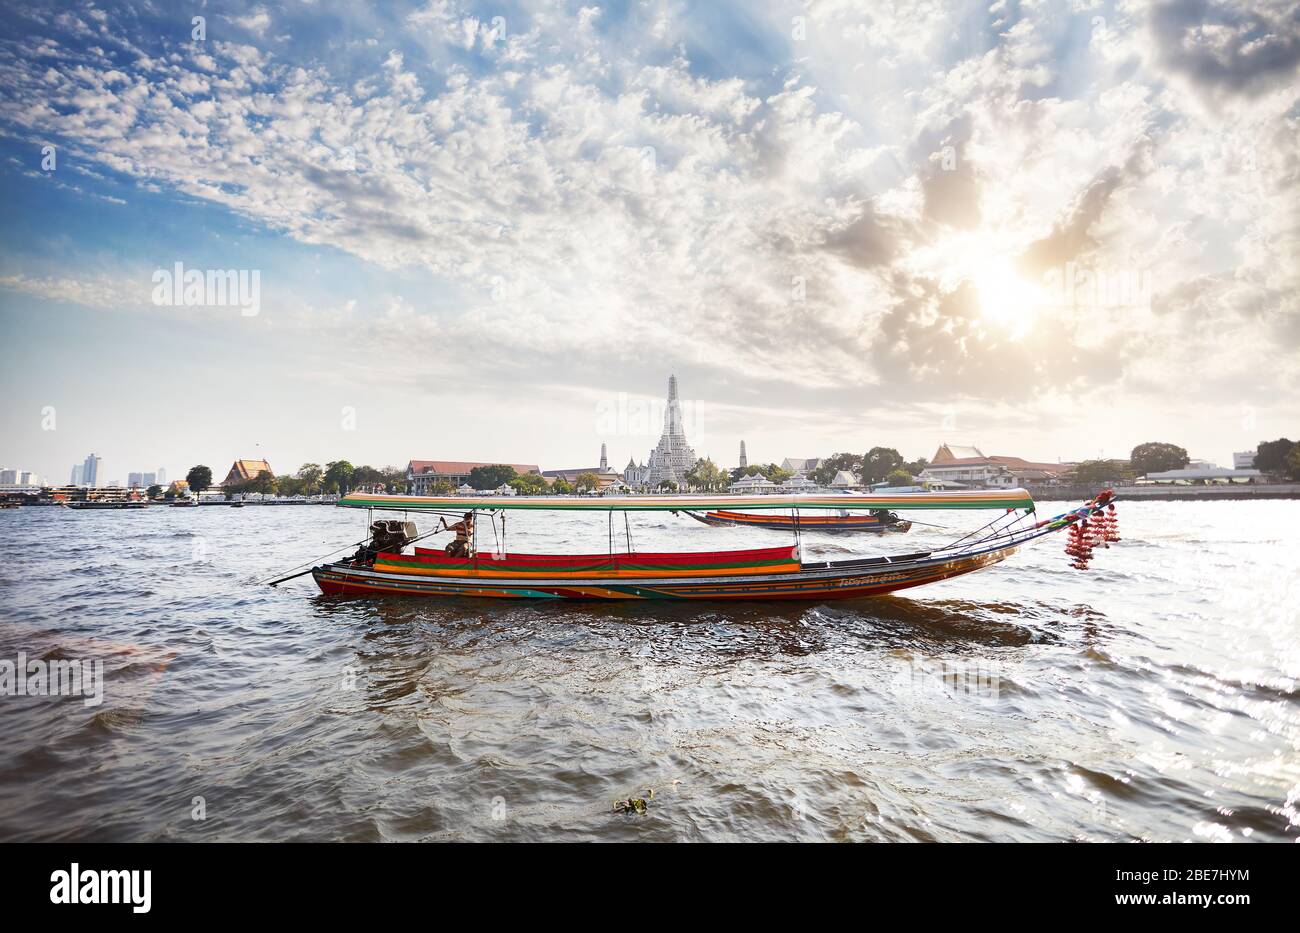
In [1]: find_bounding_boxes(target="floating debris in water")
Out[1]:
[614,790,653,815]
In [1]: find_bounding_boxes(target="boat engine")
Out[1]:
[352,520,418,565]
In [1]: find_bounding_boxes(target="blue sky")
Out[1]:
[0,0,1297,484]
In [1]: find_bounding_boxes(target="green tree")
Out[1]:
[574,471,601,492]
[468,464,518,490]
[685,458,728,491]
[186,465,213,494]
[296,463,324,494]
[904,457,929,476]
[1255,438,1296,475]
[886,469,913,487]
[552,478,574,495]
[509,473,549,495]
[323,460,355,494]
[1129,442,1189,475]
[226,472,277,497]
[380,466,407,494]
[1070,459,1134,485]
[861,447,904,484]
[750,463,791,483]
[656,480,678,492]
[352,465,384,490]
[730,463,792,484]
[811,453,862,486]
[1286,444,1300,481]
[145,484,162,500]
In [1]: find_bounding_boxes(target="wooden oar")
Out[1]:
[267,567,319,587]
[263,525,452,587]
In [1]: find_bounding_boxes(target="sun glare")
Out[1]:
[970,256,1044,339]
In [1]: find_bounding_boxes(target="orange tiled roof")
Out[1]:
[988,456,1071,473]
[226,459,273,481]
[928,455,1069,473]
[932,444,985,463]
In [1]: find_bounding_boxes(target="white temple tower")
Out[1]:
[644,375,697,488]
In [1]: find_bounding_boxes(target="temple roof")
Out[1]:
[224,459,273,482]
[932,444,984,463]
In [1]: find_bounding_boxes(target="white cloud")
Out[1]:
[230,7,272,39]
[0,0,1296,460]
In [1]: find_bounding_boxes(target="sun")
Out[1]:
[970,256,1045,339]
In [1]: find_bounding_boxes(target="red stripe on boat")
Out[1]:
[408,545,798,565]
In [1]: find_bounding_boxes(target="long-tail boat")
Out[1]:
[293,489,1121,601]
[683,508,911,533]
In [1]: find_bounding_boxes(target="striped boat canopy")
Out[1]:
[336,489,1035,512]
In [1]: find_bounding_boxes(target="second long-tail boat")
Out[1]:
[682,508,912,533]
[282,488,1122,601]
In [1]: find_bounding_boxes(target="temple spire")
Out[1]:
[739,440,747,469]
[663,374,684,437]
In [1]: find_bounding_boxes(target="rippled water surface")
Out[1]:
[0,500,1296,841]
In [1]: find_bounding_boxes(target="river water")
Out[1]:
[0,499,1296,842]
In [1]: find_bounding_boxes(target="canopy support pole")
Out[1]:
[793,506,802,562]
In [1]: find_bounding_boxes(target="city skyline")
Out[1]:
[1,2,1296,484]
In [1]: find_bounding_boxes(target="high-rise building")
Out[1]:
[739,440,747,469]
[156,467,167,485]
[82,453,102,488]
[70,464,83,485]
[599,443,607,472]
[2,468,42,486]
[643,375,697,489]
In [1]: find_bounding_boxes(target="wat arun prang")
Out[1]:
[634,375,698,489]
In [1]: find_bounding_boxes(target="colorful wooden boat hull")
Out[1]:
[303,489,1118,602]
[689,509,911,533]
[311,545,1015,601]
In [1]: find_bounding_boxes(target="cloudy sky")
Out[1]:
[0,0,1296,483]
